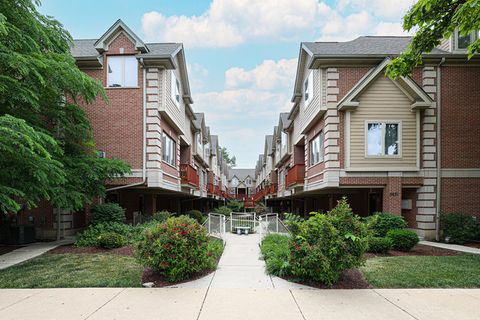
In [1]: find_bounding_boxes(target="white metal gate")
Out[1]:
[205,213,226,240]
[258,213,290,234]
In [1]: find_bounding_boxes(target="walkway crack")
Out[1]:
[0,289,44,312]
[372,289,419,320]
[289,289,307,320]
[196,269,216,320]
[84,288,126,320]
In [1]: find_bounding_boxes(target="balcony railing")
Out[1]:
[286,164,305,188]
[180,164,199,187]
[207,183,214,194]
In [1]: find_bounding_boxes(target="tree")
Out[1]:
[0,0,130,214]
[387,0,480,79]
[221,147,237,167]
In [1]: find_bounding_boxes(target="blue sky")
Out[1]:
[39,0,414,168]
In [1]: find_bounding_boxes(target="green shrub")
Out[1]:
[283,213,304,236]
[366,212,407,237]
[152,210,171,223]
[386,229,419,251]
[227,200,244,212]
[440,213,478,244]
[90,203,125,225]
[289,197,368,285]
[97,232,127,249]
[260,234,291,277]
[213,206,232,215]
[136,216,215,282]
[185,210,205,224]
[254,202,267,214]
[75,223,139,247]
[367,237,392,254]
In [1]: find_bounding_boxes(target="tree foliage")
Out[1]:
[387,0,480,79]
[0,0,130,213]
[220,147,237,167]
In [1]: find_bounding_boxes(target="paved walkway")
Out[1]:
[420,240,480,255]
[0,234,479,319]
[0,238,74,270]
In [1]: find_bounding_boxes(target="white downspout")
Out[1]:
[106,65,147,192]
[435,57,445,241]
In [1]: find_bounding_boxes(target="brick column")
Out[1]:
[416,66,438,238]
[383,177,402,214]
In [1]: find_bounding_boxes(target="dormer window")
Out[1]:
[171,71,180,105]
[455,30,474,50]
[107,56,137,87]
[304,71,313,105]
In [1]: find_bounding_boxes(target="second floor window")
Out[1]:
[171,71,180,105]
[107,56,137,87]
[366,122,400,156]
[304,71,313,105]
[281,131,288,150]
[310,131,324,166]
[162,133,176,166]
[456,30,472,50]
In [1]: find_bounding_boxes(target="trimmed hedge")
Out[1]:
[387,229,419,252]
[440,213,479,244]
[97,232,127,249]
[367,237,392,254]
[366,212,407,237]
[90,203,125,225]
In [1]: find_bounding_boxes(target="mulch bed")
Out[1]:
[0,245,24,256]
[49,245,135,257]
[141,267,215,288]
[365,244,461,258]
[463,242,480,249]
[285,269,371,289]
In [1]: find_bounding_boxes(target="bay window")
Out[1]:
[366,122,400,157]
[107,56,138,87]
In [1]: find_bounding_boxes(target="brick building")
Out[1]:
[254,33,480,240]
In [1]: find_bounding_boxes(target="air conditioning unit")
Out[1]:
[98,151,106,159]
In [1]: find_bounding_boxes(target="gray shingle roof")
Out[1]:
[70,40,182,58]
[229,168,255,181]
[210,135,218,155]
[265,135,273,155]
[280,112,292,129]
[303,36,449,56]
[193,113,204,130]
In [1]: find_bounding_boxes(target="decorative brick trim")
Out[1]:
[145,68,161,171]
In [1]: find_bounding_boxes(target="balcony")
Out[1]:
[269,183,278,194]
[207,183,214,194]
[180,164,199,187]
[285,164,305,188]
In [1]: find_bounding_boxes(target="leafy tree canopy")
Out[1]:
[0,0,130,213]
[387,0,480,79]
[221,147,237,167]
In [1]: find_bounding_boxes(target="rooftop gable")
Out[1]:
[94,19,149,53]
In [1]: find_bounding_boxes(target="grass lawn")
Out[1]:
[0,253,144,288]
[361,255,480,288]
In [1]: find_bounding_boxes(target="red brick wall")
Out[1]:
[107,32,137,54]
[337,67,371,101]
[82,34,143,170]
[441,178,480,217]
[441,67,480,168]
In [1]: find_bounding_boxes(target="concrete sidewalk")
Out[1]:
[0,238,74,270]
[0,288,479,320]
[420,240,480,255]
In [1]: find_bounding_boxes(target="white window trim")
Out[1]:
[304,71,314,106]
[162,132,176,167]
[170,70,180,106]
[364,120,402,158]
[454,29,476,51]
[309,131,324,167]
[107,56,138,88]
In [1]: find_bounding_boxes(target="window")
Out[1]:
[304,71,313,105]
[456,30,472,50]
[107,56,137,87]
[309,132,324,166]
[171,71,180,105]
[196,133,203,154]
[232,177,238,186]
[281,131,288,149]
[162,133,176,166]
[279,170,284,187]
[366,122,400,156]
[246,178,251,185]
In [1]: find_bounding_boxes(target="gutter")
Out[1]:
[435,57,445,241]
[106,66,147,192]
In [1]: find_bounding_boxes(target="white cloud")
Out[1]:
[142,0,330,48]
[225,59,297,91]
[338,0,416,19]
[374,22,410,36]
[318,10,372,42]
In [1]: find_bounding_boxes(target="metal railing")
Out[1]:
[205,213,226,240]
[258,213,290,235]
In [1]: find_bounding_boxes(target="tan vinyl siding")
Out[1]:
[349,75,418,169]
[299,68,322,133]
